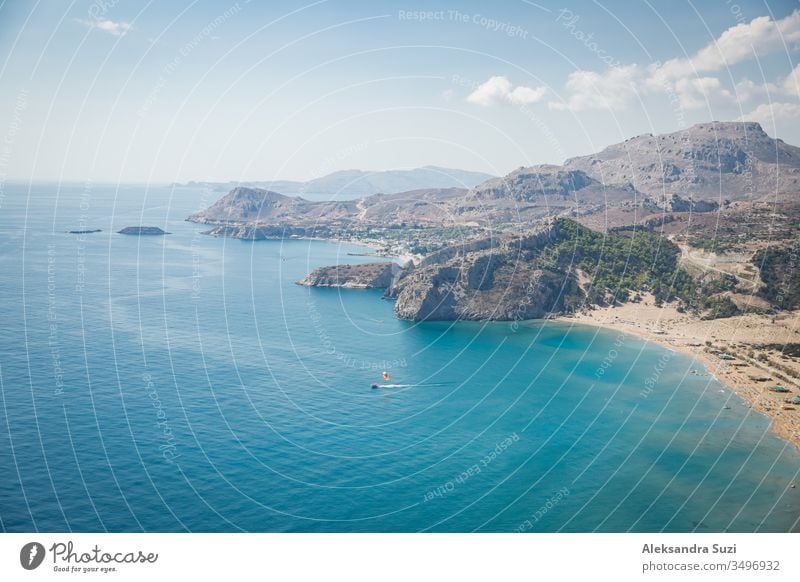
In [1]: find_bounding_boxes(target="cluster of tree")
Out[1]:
[697,295,740,319]
[539,219,743,318]
[752,245,800,310]
[687,235,737,254]
[542,219,694,305]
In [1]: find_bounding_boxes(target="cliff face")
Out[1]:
[298,215,762,322]
[387,219,582,321]
[295,220,583,321]
[390,263,578,322]
[298,262,403,289]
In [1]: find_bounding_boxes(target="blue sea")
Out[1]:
[1,182,799,532]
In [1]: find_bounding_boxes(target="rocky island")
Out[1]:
[117,226,171,235]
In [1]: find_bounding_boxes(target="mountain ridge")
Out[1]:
[178,165,494,199]
[189,121,799,234]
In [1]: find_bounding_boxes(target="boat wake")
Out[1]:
[371,382,453,389]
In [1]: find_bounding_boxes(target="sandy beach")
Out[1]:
[555,298,800,452]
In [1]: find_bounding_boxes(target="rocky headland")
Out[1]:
[298,262,403,289]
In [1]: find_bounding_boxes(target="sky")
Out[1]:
[0,0,798,183]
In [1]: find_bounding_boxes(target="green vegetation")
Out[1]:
[697,295,740,319]
[701,273,737,294]
[543,219,696,306]
[688,236,736,254]
[752,245,800,310]
[531,218,747,319]
[682,202,800,254]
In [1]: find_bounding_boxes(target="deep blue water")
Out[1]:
[1,182,799,532]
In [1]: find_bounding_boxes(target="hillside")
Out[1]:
[187,187,359,224]
[565,122,800,204]
[451,121,800,230]
[178,165,494,198]
[450,165,636,226]
[299,218,727,323]
[192,121,800,311]
[286,166,494,197]
[189,121,800,236]
[187,186,469,229]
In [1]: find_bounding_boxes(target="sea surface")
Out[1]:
[1,182,799,532]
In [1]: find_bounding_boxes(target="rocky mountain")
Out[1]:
[188,188,358,224]
[189,122,798,235]
[450,165,636,225]
[187,186,468,228]
[448,121,800,230]
[284,166,494,198]
[387,219,580,321]
[178,166,494,199]
[565,121,800,204]
[280,121,800,323]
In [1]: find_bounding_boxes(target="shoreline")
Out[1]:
[342,237,419,266]
[197,223,419,265]
[553,300,800,453]
[199,223,800,451]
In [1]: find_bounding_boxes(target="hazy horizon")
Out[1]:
[1,0,799,184]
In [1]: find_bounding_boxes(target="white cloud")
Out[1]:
[549,65,642,111]
[553,11,800,113]
[782,64,800,98]
[76,18,131,36]
[467,76,546,106]
[734,78,774,101]
[656,11,800,81]
[741,101,800,124]
[734,65,800,101]
[674,77,734,109]
[740,101,800,142]
[508,85,547,105]
[553,64,739,112]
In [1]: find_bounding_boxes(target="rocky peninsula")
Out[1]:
[298,262,403,289]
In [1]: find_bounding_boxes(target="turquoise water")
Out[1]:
[1,183,799,532]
